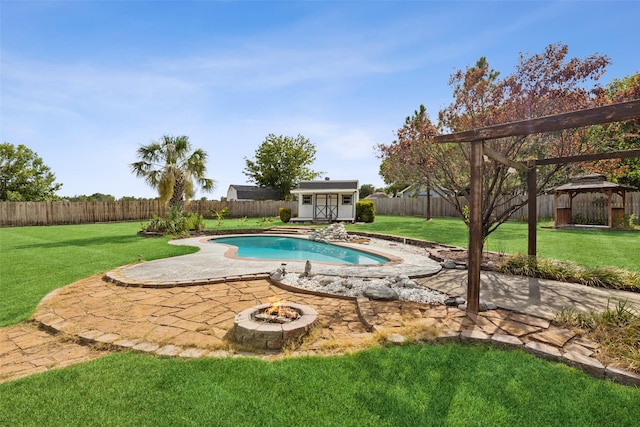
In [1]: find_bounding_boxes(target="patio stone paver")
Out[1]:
[485,319,541,337]
[530,328,576,347]
[563,343,594,357]
[525,340,563,360]
[563,351,605,377]
[491,333,524,348]
[0,322,108,383]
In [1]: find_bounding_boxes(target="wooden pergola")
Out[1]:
[434,99,640,314]
[553,174,637,228]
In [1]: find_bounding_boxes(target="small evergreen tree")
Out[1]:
[356,200,375,223]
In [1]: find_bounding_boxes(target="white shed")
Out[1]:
[290,179,359,222]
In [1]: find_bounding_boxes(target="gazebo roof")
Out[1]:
[553,174,637,193]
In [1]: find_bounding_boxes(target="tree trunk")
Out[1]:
[169,174,185,208]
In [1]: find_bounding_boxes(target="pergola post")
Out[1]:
[527,161,537,258]
[467,140,483,314]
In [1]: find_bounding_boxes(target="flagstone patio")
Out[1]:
[2,270,639,386]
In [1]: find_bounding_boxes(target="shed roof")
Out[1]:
[228,185,281,200]
[291,180,359,193]
[553,174,637,193]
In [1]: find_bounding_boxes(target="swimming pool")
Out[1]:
[210,235,389,265]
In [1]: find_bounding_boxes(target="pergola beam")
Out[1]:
[434,100,640,144]
[483,145,529,172]
[535,148,640,166]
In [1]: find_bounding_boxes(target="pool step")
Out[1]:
[265,226,313,234]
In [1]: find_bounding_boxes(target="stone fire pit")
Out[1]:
[234,302,318,350]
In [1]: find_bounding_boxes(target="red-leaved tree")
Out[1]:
[378,43,639,242]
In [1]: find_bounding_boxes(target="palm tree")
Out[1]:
[130,135,215,207]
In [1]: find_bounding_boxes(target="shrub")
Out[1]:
[623,213,639,229]
[141,205,201,236]
[279,207,292,223]
[356,200,375,223]
[572,213,606,225]
[185,212,206,231]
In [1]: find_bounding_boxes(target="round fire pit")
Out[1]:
[234,302,318,350]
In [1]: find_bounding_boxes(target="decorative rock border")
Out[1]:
[348,231,504,272]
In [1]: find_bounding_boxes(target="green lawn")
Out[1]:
[0,222,199,326]
[1,345,639,426]
[346,216,640,272]
[1,217,640,424]
[0,218,288,326]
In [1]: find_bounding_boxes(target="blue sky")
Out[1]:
[1,0,638,200]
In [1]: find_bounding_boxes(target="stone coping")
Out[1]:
[104,267,271,288]
[109,233,443,285]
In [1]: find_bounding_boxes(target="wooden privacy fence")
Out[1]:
[0,200,297,227]
[373,193,640,221]
[0,194,638,227]
[187,200,297,219]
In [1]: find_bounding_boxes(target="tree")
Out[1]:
[67,193,116,202]
[130,135,215,207]
[0,143,62,201]
[243,134,323,199]
[585,74,640,188]
[378,43,635,243]
[359,183,376,199]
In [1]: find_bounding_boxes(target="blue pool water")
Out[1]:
[210,236,389,265]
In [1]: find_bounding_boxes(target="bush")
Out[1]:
[623,213,639,229]
[185,212,206,231]
[356,200,375,223]
[279,207,292,223]
[141,205,205,236]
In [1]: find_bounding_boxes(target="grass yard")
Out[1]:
[345,216,640,272]
[0,222,199,326]
[1,217,639,424]
[0,218,287,326]
[1,345,639,426]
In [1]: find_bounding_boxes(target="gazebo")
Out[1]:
[553,174,636,228]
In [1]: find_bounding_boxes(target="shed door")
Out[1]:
[315,194,338,220]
